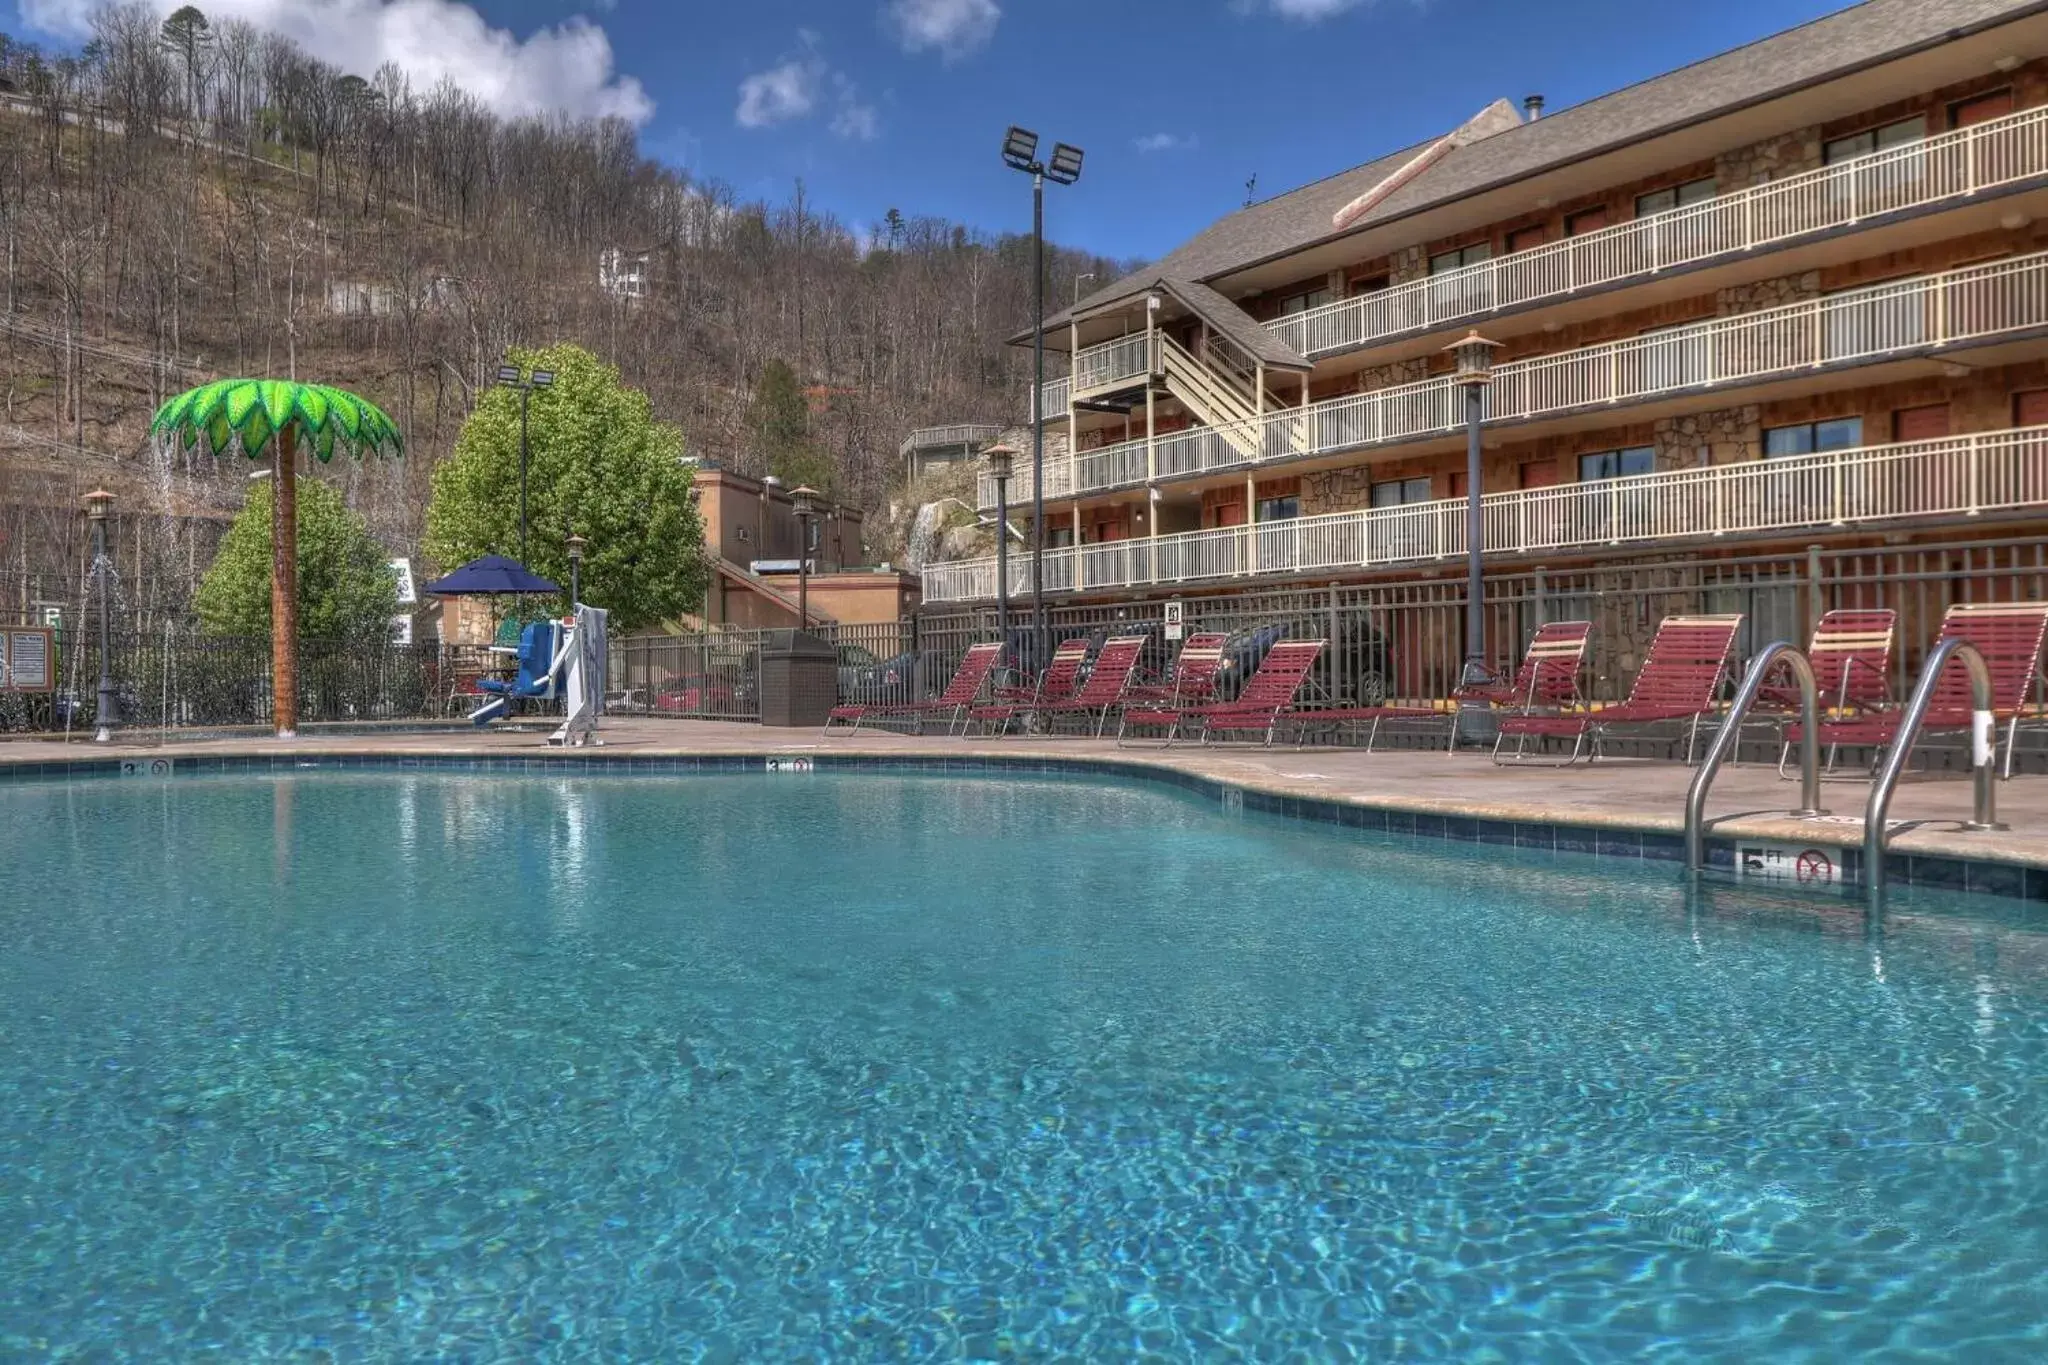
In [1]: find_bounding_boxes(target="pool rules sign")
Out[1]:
[1,627,53,692]
[1164,600,1184,642]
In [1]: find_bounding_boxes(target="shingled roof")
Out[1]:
[1022,0,2047,343]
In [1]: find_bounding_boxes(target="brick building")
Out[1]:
[925,0,2048,634]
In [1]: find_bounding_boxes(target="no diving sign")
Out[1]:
[1737,842,1840,885]
[1164,600,1184,641]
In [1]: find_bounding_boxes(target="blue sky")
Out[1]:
[11,0,1854,260]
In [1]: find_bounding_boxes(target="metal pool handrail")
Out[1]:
[1685,641,1826,873]
[1865,637,2005,903]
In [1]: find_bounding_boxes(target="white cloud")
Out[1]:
[829,80,880,142]
[1239,0,1368,18]
[885,0,1000,59]
[736,58,821,129]
[18,0,653,124]
[738,34,879,140]
[1134,132,1197,153]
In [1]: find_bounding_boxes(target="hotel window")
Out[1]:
[1255,492,1301,521]
[1277,286,1333,317]
[1370,477,1434,507]
[1635,177,1717,217]
[1951,89,2014,129]
[1578,446,1656,481]
[1764,418,1864,457]
[1565,207,1611,237]
[1047,526,1075,548]
[1349,273,1391,296]
[1429,243,1492,274]
[1824,115,1927,163]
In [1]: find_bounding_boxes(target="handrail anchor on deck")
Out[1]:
[1864,637,2007,904]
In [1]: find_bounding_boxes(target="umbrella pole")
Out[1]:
[272,424,299,738]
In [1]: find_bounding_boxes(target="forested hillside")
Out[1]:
[0,3,1131,622]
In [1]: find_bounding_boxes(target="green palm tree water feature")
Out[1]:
[151,380,404,737]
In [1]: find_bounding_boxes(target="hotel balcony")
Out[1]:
[981,249,2048,511]
[1021,102,2048,435]
[926,424,2048,602]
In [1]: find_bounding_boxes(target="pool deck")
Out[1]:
[6,717,2048,873]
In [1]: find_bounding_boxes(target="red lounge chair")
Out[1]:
[1763,608,1895,774]
[970,634,1097,732]
[1785,602,2048,777]
[1461,620,1593,710]
[1122,632,1228,709]
[1119,639,1325,747]
[1030,635,1149,737]
[825,641,1002,736]
[1293,620,1596,753]
[969,637,1091,734]
[1496,614,1743,765]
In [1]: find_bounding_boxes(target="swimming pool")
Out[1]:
[3,769,2044,1359]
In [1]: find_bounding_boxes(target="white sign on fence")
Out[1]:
[1164,600,1185,641]
[390,614,414,646]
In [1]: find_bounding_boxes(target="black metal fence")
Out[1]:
[608,623,917,722]
[0,630,506,734]
[911,535,2048,712]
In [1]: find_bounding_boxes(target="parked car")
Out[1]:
[837,644,923,706]
[1211,617,1393,705]
[656,672,753,715]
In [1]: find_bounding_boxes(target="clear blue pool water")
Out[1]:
[2,771,2046,1361]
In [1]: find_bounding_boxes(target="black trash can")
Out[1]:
[759,630,839,727]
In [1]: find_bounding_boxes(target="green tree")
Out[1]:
[747,357,836,492]
[159,5,213,119]
[424,342,707,633]
[195,478,399,641]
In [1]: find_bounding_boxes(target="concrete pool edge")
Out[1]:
[5,742,2044,903]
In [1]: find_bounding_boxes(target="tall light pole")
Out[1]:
[84,489,115,743]
[1448,330,1503,700]
[985,442,1016,649]
[1073,272,1096,306]
[790,485,820,630]
[566,533,586,611]
[496,362,555,565]
[1003,126,1083,673]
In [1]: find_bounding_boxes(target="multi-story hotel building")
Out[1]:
[924,0,2048,623]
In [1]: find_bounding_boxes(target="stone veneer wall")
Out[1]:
[1714,127,1821,191]
[1299,465,1381,517]
[1652,406,1761,470]
[1717,271,1820,315]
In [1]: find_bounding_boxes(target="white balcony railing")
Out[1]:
[1269,103,2048,360]
[1033,374,1070,424]
[921,425,2048,601]
[976,251,2048,507]
[1073,333,1156,394]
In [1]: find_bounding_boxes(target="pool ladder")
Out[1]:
[1684,638,2006,902]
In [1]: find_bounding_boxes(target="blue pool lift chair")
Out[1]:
[470,619,570,726]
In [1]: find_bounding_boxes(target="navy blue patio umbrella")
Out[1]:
[423,554,560,596]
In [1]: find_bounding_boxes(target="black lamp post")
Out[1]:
[985,442,1016,649]
[790,485,820,630]
[1447,330,1503,705]
[1002,125,1083,675]
[84,488,116,743]
[566,533,586,610]
[496,362,556,565]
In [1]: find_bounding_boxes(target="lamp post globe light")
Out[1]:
[790,485,821,631]
[566,533,587,610]
[84,489,116,743]
[1446,330,1503,739]
[1002,125,1083,675]
[496,362,556,566]
[984,441,1016,649]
